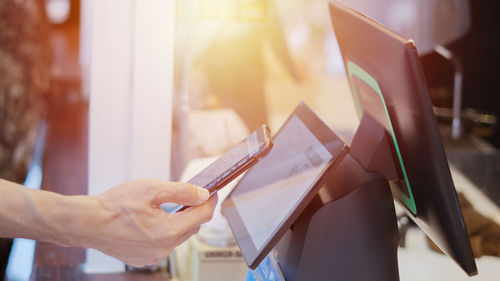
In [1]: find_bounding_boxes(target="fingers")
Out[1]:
[169,193,218,234]
[152,182,209,207]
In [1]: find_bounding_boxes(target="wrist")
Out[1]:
[50,194,111,248]
[68,195,113,249]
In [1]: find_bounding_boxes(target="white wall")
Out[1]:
[85,0,175,273]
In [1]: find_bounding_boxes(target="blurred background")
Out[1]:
[0,0,499,280]
[170,0,500,178]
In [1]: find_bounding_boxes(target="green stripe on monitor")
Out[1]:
[347,61,417,215]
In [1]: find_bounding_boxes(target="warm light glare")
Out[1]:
[199,0,265,21]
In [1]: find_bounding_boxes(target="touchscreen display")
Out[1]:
[229,115,332,251]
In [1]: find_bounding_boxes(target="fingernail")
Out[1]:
[197,186,209,201]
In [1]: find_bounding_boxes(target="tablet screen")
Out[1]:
[231,115,332,251]
[223,103,346,269]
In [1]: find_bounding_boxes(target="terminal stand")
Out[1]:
[271,115,401,281]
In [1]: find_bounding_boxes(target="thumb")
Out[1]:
[152,182,209,206]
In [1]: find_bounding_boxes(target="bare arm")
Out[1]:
[0,178,217,267]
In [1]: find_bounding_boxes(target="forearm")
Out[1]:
[0,178,107,247]
[0,178,217,267]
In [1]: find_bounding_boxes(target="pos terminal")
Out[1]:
[222,102,400,281]
[222,1,476,280]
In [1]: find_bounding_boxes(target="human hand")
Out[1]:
[77,179,217,267]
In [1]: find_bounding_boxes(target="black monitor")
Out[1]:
[329,1,477,275]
